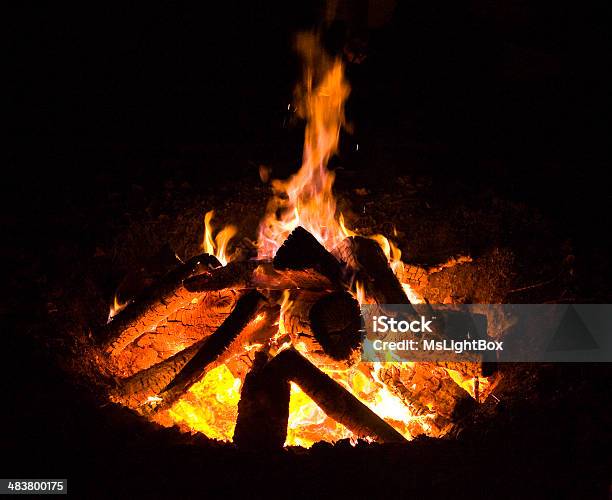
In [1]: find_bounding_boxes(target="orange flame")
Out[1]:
[257,33,350,258]
[107,294,129,323]
[155,33,488,447]
[202,209,237,266]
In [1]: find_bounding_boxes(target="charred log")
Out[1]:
[273,226,344,285]
[184,260,335,292]
[100,253,220,357]
[109,339,204,408]
[270,349,407,443]
[110,303,279,408]
[334,236,414,309]
[147,290,267,413]
[233,351,291,449]
[378,363,477,437]
[284,290,361,368]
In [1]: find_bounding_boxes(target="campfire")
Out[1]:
[95,33,499,448]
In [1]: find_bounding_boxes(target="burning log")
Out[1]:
[270,349,407,443]
[146,290,268,413]
[334,236,414,309]
[378,363,477,437]
[273,226,344,285]
[110,303,279,408]
[109,339,204,408]
[100,253,221,357]
[284,290,361,368]
[233,351,291,449]
[184,260,335,292]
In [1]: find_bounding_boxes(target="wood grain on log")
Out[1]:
[111,302,279,408]
[333,236,414,309]
[107,289,239,378]
[147,290,268,413]
[284,290,361,369]
[378,363,476,437]
[100,253,220,357]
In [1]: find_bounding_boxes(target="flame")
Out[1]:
[286,383,353,448]
[354,280,374,305]
[257,33,350,258]
[278,290,293,335]
[167,364,241,442]
[154,33,489,447]
[107,294,129,323]
[202,209,237,266]
[339,213,357,238]
[445,369,495,403]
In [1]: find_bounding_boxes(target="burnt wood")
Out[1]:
[334,236,414,309]
[110,339,204,408]
[273,226,344,284]
[284,290,361,368]
[269,348,407,443]
[233,351,291,449]
[100,253,221,357]
[111,303,280,408]
[184,260,335,292]
[147,290,267,413]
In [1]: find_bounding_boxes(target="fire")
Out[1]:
[286,383,353,448]
[202,209,237,266]
[154,33,488,447]
[257,33,350,258]
[446,369,495,403]
[167,364,241,441]
[107,294,129,323]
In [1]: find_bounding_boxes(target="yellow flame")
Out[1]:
[257,33,350,257]
[446,369,495,402]
[167,364,241,442]
[156,33,491,448]
[202,209,237,266]
[107,294,129,322]
[286,382,353,448]
[339,213,357,238]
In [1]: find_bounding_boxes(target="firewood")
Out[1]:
[378,363,477,437]
[333,236,414,309]
[184,260,335,292]
[100,253,221,357]
[110,339,204,408]
[270,348,407,443]
[145,290,268,413]
[105,289,239,378]
[284,290,361,369]
[110,303,279,408]
[233,351,290,449]
[273,226,344,285]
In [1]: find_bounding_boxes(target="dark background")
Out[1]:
[6,0,610,302]
[4,2,611,498]
[7,1,609,216]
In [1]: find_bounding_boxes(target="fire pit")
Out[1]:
[86,33,505,449]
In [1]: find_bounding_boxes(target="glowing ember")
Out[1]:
[286,383,353,448]
[167,364,241,441]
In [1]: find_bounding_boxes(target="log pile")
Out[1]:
[99,225,495,447]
